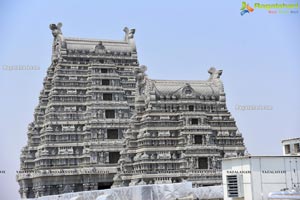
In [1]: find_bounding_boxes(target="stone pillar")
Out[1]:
[70,184,76,192]
[208,157,211,169]
[115,94,119,101]
[21,188,28,199]
[45,185,51,196]
[83,183,90,191]
[118,129,122,139]
[40,186,46,197]
[105,152,109,163]
[90,182,97,190]
[99,152,104,163]
[33,188,38,198]
[206,134,210,145]
[58,184,64,194]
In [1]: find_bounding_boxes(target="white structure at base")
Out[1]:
[268,189,300,199]
[26,182,223,200]
[222,156,300,200]
[282,138,300,156]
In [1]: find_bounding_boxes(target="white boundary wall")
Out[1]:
[222,156,300,200]
[26,182,223,200]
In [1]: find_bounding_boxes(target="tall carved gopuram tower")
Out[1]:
[18,23,246,198]
[113,67,246,187]
[17,23,139,198]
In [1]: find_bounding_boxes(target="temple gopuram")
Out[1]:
[112,67,245,187]
[17,23,246,198]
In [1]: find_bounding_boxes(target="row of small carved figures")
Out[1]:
[67,49,132,57]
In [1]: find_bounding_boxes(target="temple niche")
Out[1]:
[18,23,246,198]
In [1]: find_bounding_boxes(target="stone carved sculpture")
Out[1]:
[189,157,195,169]
[141,153,149,160]
[144,131,150,137]
[49,23,63,38]
[150,154,156,160]
[134,153,142,161]
[172,153,177,159]
[187,134,192,144]
[135,65,147,96]
[28,122,34,131]
[206,134,210,145]
[99,152,104,163]
[95,41,105,54]
[123,27,136,52]
[211,156,217,168]
[208,67,222,80]
[49,22,64,63]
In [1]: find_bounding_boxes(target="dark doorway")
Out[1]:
[198,157,208,169]
[194,135,203,144]
[102,79,110,85]
[109,152,120,163]
[101,68,108,73]
[103,93,113,101]
[107,129,118,139]
[191,118,198,125]
[97,182,112,190]
[105,110,115,118]
[188,105,194,111]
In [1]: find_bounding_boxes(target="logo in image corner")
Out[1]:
[240,2,254,16]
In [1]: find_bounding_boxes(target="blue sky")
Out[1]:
[0,0,299,199]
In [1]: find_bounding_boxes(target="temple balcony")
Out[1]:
[191,179,222,187]
[89,72,119,77]
[88,139,124,146]
[89,85,123,90]
[137,143,180,148]
[187,169,222,175]
[40,140,83,145]
[56,70,88,75]
[23,157,35,162]
[138,121,182,128]
[53,83,88,87]
[64,53,134,59]
[127,170,187,180]
[211,126,238,131]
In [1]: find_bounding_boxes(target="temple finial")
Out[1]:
[208,67,222,80]
[49,22,63,38]
[123,27,136,52]
[123,27,135,41]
